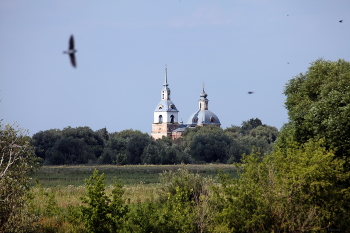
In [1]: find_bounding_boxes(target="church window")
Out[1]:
[193,117,198,123]
[170,104,175,109]
[210,117,215,123]
[170,115,174,123]
[159,115,163,123]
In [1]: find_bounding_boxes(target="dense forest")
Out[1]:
[30,118,279,165]
[1,59,350,232]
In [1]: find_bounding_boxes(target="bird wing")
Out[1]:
[70,53,77,68]
[69,35,75,50]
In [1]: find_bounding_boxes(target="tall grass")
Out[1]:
[28,164,238,232]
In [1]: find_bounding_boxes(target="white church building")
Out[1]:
[151,68,221,140]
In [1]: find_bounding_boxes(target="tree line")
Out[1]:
[30,118,279,165]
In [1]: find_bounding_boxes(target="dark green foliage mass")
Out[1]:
[225,120,279,163]
[32,126,104,165]
[281,58,350,161]
[31,128,62,160]
[100,137,127,164]
[47,137,95,165]
[126,133,152,164]
[31,119,278,165]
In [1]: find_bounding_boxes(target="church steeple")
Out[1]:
[161,67,171,100]
[151,66,180,140]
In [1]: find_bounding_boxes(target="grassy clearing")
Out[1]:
[32,164,238,187]
[28,165,238,232]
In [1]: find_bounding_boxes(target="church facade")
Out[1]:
[151,68,221,140]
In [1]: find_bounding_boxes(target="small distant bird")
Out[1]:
[63,35,77,68]
[339,20,343,23]
[248,91,254,94]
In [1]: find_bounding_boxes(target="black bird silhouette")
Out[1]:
[339,20,343,23]
[63,35,77,68]
[248,91,254,94]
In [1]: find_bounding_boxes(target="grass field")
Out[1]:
[32,164,238,187]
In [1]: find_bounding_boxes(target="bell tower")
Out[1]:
[151,67,179,139]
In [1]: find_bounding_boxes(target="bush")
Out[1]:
[80,170,129,233]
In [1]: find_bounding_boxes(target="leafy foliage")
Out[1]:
[32,126,104,165]
[0,122,42,232]
[225,121,279,163]
[282,58,350,160]
[80,170,129,233]
[213,139,350,232]
[30,118,277,165]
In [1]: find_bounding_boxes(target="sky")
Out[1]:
[1,0,349,136]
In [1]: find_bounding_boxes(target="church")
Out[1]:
[151,68,221,140]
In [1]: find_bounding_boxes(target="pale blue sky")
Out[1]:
[1,1,349,135]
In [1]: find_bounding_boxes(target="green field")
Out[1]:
[32,164,238,187]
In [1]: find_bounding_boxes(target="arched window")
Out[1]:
[210,117,215,123]
[159,115,163,123]
[193,117,198,123]
[170,115,174,123]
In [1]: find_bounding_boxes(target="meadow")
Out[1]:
[26,164,238,232]
[30,164,238,206]
[32,164,238,187]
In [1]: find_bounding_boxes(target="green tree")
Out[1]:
[126,133,152,164]
[114,129,145,140]
[0,122,42,232]
[189,133,230,163]
[100,137,127,164]
[80,170,129,233]
[225,120,279,163]
[47,137,95,165]
[240,118,262,135]
[282,58,350,161]
[182,125,230,163]
[32,126,105,165]
[213,139,350,232]
[157,168,213,232]
[96,127,109,141]
[62,126,104,159]
[142,143,161,164]
[31,128,62,161]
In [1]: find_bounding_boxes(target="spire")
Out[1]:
[163,65,168,87]
[161,65,171,100]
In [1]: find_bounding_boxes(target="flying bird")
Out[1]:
[248,91,254,94]
[63,35,77,68]
[339,20,343,23]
